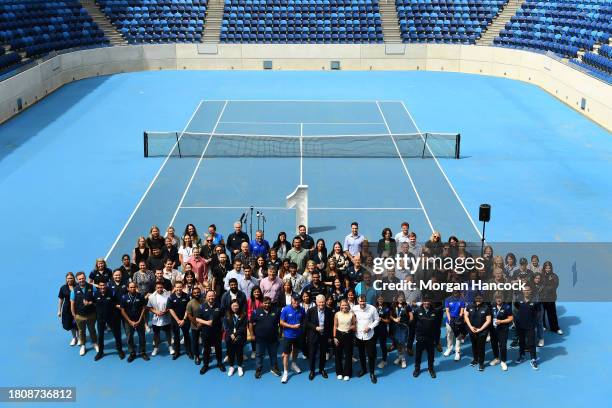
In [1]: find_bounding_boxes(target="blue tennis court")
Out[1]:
[106,100,480,265]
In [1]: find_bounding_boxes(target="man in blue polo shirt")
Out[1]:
[249,230,270,258]
[279,294,305,383]
[444,289,466,361]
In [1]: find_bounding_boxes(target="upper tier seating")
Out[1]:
[0,0,108,58]
[97,0,207,44]
[494,0,611,58]
[220,0,383,43]
[396,0,508,44]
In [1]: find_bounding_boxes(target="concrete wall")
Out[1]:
[1,44,610,130]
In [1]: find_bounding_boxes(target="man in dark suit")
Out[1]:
[305,294,334,380]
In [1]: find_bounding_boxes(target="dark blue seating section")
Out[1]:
[220,0,383,43]
[0,48,21,71]
[0,1,109,58]
[571,44,612,81]
[97,0,207,44]
[494,1,611,58]
[396,0,507,44]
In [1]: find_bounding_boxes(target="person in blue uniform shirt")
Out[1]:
[93,280,125,361]
[305,294,334,380]
[70,271,98,357]
[249,230,270,258]
[120,281,149,362]
[489,291,513,371]
[514,286,540,370]
[250,296,281,379]
[279,294,306,383]
[167,281,193,360]
[374,294,390,369]
[464,293,492,371]
[413,297,437,378]
[444,289,466,361]
[197,290,226,374]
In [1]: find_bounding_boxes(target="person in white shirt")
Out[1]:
[162,259,183,286]
[394,222,410,245]
[343,222,365,258]
[351,294,379,383]
[224,259,244,291]
[147,282,172,357]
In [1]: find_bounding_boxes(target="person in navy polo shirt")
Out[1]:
[279,294,306,383]
[120,282,149,363]
[93,280,124,361]
[489,292,513,371]
[167,281,193,360]
[413,297,437,378]
[197,290,226,375]
[88,258,112,289]
[250,296,281,379]
[249,230,270,258]
[514,286,540,370]
[444,289,466,361]
[70,271,98,357]
[464,293,492,371]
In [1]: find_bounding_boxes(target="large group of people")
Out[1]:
[57,220,563,383]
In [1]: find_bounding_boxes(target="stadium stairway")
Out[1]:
[477,0,526,46]
[79,0,127,45]
[379,0,401,43]
[202,0,224,43]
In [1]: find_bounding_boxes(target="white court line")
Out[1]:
[180,206,423,211]
[399,101,482,239]
[202,99,403,103]
[375,101,435,233]
[103,100,205,261]
[167,101,229,228]
[299,123,304,184]
[219,121,386,125]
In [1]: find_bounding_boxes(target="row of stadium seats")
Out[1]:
[0,48,21,72]
[220,0,383,43]
[0,0,108,58]
[397,0,507,44]
[572,43,612,82]
[494,0,611,58]
[97,0,208,44]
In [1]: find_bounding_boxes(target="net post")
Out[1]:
[421,132,429,158]
[143,131,148,157]
[176,132,182,158]
[456,133,461,159]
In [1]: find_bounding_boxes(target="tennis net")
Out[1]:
[143,131,461,159]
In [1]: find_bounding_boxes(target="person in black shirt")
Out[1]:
[118,255,137,284]
[146,225,165,250]
[227,221,250,261]
[464,293,492,371]
[301,271,327,300]
[413,297,437,378]
[57,272,77,346]
[154,270,172,292]
[120,282,149,362]
[223,299,248,377]
[162,237,179,269]
[490,292,513,371]
[197,290,226,374]
[298,225,315,254]
[147,247,165,272]
[167,281,193,360]
[305,294,334,380]
[514,287,540,369]
[374,294,390,369]
[250,296,281,378]
[93,281,125,361]
[88,258,112,289]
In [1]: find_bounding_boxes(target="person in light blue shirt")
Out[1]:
[355,272,378,305]
[343,221,365,258]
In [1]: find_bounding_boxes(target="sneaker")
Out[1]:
[169,346,174,355]
[337,374,343,380]
[343,376,349,381]
[255,368,262,379]
[401,359,407,369]
[478,364,484,371]
[94,344,100,353]
[470,360,477,367]
[500,362,508,371]
[151,347,159,357]
[537,339,544,347]
[79,345,86,356]
[227,367,235,377]
[281,371,288,384]
[237,367,244,377]
[70,337,77,346]
[270,367,281,377]
[291,362,301,374]
[489,358,499,366]
[556,329,563,335]
[443,348,452,357]
[250,351,256,360]
[515,356,525,364]
[94,352,104,361]
[454,353,461,361]
[393,357,400,365]
[530,359,539,370]
[127,353,136,363]
[377,360,386,369]
[141,353,150,361]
